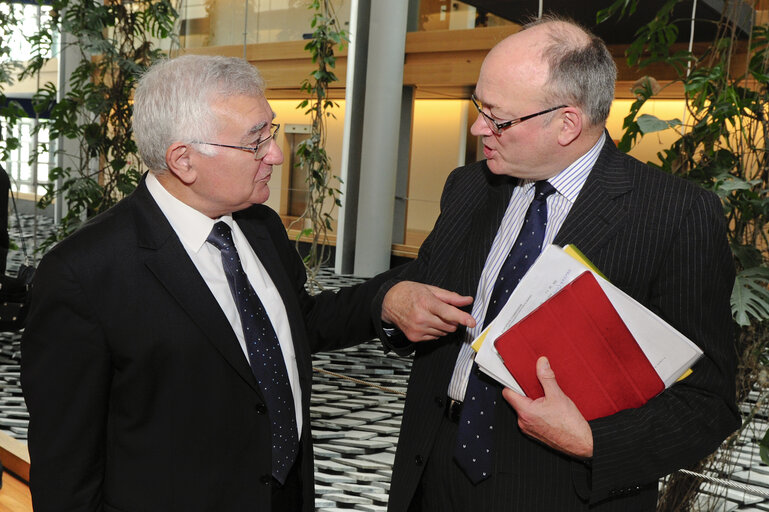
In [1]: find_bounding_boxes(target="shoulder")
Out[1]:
[38,190,145,277]
[50,194,138,251]
[234,203,284,231]
[233,204,291,247]
[446,160,512,186]
[596,139,718,209]
[442,160,517,201]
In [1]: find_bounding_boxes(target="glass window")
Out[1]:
[179,0,353,49]
[3,118,51,197]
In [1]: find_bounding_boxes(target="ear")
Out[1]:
[557,107,583,146]
[166,142,197,185]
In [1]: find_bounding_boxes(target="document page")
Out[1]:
[473,245,703,393]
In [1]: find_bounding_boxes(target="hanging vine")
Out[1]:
[292,0,347,291]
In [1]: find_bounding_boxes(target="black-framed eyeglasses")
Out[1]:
[471,95,567,134]
[194,123,280,160]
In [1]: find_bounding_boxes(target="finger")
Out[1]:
[428,298,477,329]
[424,285,475,308]
[400,320,454,341]
[536,356,563,398]
[421,310,471,334]
[412,326,447,341]
[502,387,531,412]
[408,321,461,341]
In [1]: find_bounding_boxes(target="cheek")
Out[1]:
[499,132,533,158]
[249,170,271,201]
[496,138,518,161]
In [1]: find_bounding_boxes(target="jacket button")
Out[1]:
[415,455,424,465]
[434,396,444,408]
[255,403,267,414]
[260,474,272,486]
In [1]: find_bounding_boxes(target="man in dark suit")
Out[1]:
[376,17,740,511]
[21,54,410,512]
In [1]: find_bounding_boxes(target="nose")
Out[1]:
[262,137,284,165]
[470,113,492,137]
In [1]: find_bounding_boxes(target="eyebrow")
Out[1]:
[474,93,511,119]
[242,112,277,142]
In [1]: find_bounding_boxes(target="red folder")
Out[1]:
[493,271,664,421]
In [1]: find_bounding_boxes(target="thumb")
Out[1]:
[536,356,562,397]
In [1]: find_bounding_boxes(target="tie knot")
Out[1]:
[534,180,556,201]
[207,221,234,251]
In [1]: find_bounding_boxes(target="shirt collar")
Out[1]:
[145,172,233,253]
[521,131,605,202]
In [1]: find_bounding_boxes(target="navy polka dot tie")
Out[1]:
[207,221,299,484]
[454,180,556,484]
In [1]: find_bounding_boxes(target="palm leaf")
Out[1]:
[732,266,769,327]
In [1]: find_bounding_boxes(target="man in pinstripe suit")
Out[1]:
[375,16,740,511]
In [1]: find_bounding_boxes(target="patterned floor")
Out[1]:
[2,217,769,510]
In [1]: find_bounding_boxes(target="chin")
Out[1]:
[250,186,270,205]
[486,160,515,177]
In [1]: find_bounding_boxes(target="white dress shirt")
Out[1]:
[145,173,303,437]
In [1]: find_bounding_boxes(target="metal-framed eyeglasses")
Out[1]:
[194,123,280,160]
[471,95,567,134]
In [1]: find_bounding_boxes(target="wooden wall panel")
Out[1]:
[179,26,725,101]
[403,50,486,87]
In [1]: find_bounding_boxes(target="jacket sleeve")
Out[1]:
[369,168,465,356]
[22,250,111,512]
[259,207,405,354]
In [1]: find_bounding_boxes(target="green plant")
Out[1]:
[291,0,347,291]
[598,0,769,325]
[598,0,769,509]
[0,4,26,162]
[16,0,177,249]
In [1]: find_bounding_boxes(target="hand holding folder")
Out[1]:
[494,271,664,421]
[473,244,702,420]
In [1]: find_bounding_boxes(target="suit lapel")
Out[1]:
[461,166,518,297]
[131,182,261,396]
[554,136,633,255]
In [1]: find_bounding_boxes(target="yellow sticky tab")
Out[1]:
[471,327,491,353]
[676,368,693,382]
[563,244,608,280]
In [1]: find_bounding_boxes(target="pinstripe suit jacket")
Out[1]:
[377,136,740,511]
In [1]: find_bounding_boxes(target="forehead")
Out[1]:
[475,32,549,111]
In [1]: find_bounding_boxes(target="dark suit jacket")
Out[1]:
[375,137,740,511]
[21,180,390,512]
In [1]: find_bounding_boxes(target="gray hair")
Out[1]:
[523,16,617,127]
[133,54,266,172]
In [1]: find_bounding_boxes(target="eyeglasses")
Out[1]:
[194,123,280,160]
[471,95,567,134]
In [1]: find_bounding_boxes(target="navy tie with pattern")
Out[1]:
[207,221,299,484]
[454,180,556,484]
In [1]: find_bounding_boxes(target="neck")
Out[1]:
[153,171,225,219]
